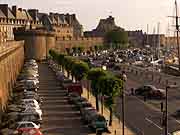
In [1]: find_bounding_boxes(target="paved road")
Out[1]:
[38,63,93,135]
[113,70,180,135]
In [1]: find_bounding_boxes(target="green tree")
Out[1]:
[72,47,78,54]
[105,29,128,49]
[77,46,84,55]
[89,46,94,52]
[49,49,58,61]
[65,48,71,55]
[98,45,104,51]
[72,61,89,81]
[87,68,108,111]
[98,75,123,126]
[64,56,75,78]
[94,45,99,52]
[57,53,65,71]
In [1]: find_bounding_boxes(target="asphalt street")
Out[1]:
[114,69,180,135]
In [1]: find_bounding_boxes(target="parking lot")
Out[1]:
[38,63,93,135]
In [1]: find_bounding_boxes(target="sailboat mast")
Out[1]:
[175,0,180,70]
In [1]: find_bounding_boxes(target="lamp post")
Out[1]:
[122,71,127,135]
[101,65,107,115]
[164,83,177,135]
[165,84,169,135]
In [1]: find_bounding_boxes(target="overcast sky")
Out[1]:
[0,0,178,34]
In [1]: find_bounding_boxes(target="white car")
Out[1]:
[15,121,40,129]
[21,103,40,110]
[21,99,39,106]
[22,107,42,117]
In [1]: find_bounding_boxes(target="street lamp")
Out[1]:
[164,83,177,135]
[101,65,107,115]
[122,71,127,135]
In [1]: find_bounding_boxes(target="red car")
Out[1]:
[14,121,42,135]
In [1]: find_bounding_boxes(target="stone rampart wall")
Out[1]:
[55,37,104,52]
[0,41,24,112]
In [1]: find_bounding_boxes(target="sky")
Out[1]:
[0,0,178,34]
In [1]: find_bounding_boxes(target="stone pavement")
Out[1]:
[81,88,136,135]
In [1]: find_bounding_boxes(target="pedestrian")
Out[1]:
[122,71,127,82]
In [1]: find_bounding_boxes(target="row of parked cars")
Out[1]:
[1,59,43,135]
[48,59,108,133]
[68,92,108,132]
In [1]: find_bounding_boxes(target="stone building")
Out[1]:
[38,12,73,39]
[65,14,83,37]
[0,4,43,43]
[144,34,166,48]
[84,16,124,37]
[127,30,145,47]
[39,13,83,39]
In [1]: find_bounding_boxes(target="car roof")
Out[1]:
[17,121,34,124]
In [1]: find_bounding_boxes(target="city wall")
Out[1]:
[0,41,24,114]
[14,29,104,60]
[55,37,104,53]
[14,29,56,61]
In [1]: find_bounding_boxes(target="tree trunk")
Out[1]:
[72,75,74,81]
[101,95,103,115]
[109,106,113,126]
[95,94,99,111]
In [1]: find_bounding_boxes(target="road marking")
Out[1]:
[145,117,163,130]
[175,119,180,124]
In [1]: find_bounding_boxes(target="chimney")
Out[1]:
[72,14,76,20]
[65,14,71,25]
[12,5,18,18]
[28,9,38,21]
[18,8,22,12]
[0,4,9,17]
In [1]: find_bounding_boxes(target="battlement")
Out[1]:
[56,37,103,41]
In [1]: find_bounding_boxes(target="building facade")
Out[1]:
[84,16,124,37]
[0,4,43,43]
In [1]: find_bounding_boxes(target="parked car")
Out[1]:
[22,107,42,117]
[75,101,92,110]
[19,113,42,125]
[135,85,165,99]
[172,109,180,119]
[14,121,42,135]
[69,96,87,104]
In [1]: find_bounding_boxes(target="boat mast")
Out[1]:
[175,0,180,70]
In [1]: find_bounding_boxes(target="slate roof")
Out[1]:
[25,10,33,20]
[49,15,57,25]
[0,9,6,18]
[59,14,68,24]
[7,8,15,19]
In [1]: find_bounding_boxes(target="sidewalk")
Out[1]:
[81,88,136,135]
